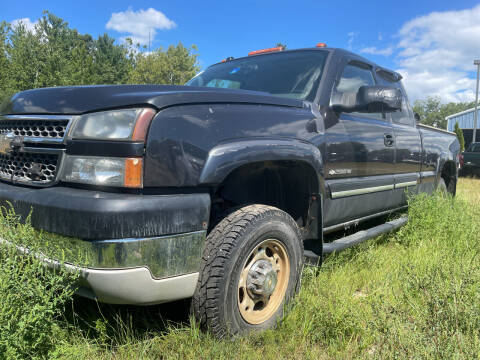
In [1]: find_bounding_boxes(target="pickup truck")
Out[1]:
[0,45,459,337]
[460,142,480,176]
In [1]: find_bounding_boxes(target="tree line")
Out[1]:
[0,11,199,103]
[0,11,475,147]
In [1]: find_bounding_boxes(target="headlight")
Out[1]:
[69,108,156,141]
[61,155,143,188]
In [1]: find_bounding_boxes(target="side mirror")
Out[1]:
[414,112,421,124]
[332,85,402,114]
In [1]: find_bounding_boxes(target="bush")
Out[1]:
[0,207,79,360]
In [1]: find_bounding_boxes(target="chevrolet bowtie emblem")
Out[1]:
[0,132,14,155]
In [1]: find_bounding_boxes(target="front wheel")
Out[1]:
[192,205,304,338]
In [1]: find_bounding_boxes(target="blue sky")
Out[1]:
[2,0,480,102]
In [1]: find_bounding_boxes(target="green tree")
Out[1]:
[454,122,465,152]
[413,96,474,129]
[129,43,199,85]
[92,33,132,84]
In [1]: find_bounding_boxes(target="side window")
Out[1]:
[391,95,414,126]
[336,64,384,120]
[470,143,480,152]
[376,72,414,127]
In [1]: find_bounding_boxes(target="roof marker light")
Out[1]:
[248,46,284,56]
[316,43,327,48]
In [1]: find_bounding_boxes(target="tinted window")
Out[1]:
[376,72,413,126]
[336,64,375,93]
[335,64,383,120]
[186,51,328,101]
[468,143,480,152]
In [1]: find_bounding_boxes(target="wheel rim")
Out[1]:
[237,239,290,325]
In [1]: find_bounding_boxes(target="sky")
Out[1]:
[2,0,480,103]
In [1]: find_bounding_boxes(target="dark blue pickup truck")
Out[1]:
[0,45,459,337]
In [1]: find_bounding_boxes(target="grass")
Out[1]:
[1,178,480,359]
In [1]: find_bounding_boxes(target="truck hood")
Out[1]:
[0,85,304,115]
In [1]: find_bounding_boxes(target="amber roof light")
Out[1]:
[248,46,284,56]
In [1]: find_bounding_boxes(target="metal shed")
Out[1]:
[446,107,480,147]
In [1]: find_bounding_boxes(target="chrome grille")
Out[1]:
[0,115,72,186]
[0,119,69,139]
[0,152,59,183]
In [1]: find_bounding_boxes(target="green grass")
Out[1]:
[1,178,480,359]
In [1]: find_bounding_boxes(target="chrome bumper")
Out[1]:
[1,230,206,305]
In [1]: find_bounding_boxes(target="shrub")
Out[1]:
[0,206,79,360]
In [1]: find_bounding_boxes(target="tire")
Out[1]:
[437,178,447,193]
[192,204,304,338]
[437,177,455,195]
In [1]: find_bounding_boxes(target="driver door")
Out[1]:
[323,60,396,228]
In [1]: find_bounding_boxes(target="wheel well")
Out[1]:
[210,160,320,237]
[441,160,457,194]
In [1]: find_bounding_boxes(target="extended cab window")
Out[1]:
[186,51,328,101]
[335,63,384,120]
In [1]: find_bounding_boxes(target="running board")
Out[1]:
[304,216,408,264]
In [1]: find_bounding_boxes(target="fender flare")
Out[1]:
[198,138,325,195]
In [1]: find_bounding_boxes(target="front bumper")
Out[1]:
[0,181,211,304]
[1,236,202,305]
[0,181,210,240]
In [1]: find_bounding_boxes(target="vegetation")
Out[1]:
[0,179,479,359]
[0,12,199,104]
[413,96,475,129]
[454,122,466,152]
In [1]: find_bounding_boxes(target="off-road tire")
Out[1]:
[192,204,304,338]
[438,177,455,195]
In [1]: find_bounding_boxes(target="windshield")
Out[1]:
[186,50,328,101]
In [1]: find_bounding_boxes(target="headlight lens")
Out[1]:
[61,155,143,188]
[69,108,156,141]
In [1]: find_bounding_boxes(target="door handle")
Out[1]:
[384,133,395,147]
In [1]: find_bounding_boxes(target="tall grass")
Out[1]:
[1,179,479,359]
[0,207,79,360]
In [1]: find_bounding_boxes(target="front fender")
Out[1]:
[199,138,325,193]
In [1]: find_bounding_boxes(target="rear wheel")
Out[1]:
[192,205,303,338]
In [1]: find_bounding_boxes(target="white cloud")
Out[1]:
[106,8,176,46]
[11,18,37,32]
[347,32,358,50]
[360,46,393,57]
[395,5,480,102]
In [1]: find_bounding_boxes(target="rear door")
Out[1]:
[323,60,396,229]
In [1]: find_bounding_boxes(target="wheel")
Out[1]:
[192,204,304,338]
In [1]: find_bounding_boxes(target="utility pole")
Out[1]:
[148,28,151,52]
[473,59,480,144]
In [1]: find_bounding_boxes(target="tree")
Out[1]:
[413,96,475,129]
[128,43,199,85]
[454,122,465,152]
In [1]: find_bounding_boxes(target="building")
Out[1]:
[446,107,480,147]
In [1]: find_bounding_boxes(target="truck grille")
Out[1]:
[0,152,59,183]
[0,119,69,139]
[0,115,72,186]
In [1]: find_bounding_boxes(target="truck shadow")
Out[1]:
[64,295,192,343]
